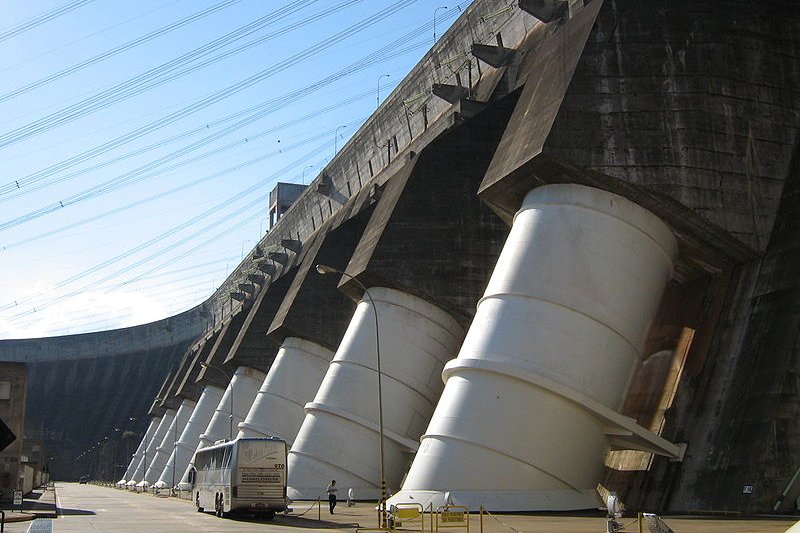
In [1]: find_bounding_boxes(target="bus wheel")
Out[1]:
[217,498,228,518]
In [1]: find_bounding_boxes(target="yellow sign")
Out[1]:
[440,511,465,524]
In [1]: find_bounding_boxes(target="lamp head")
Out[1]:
[315,264,338,275]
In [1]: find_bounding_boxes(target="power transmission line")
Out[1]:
[0,1,467,333]
[0,0,94,44]
[0,0,245,104]
[0,30,425,229]
[0,0,401,200]
[0,0,383,150]
[2,141,331,317]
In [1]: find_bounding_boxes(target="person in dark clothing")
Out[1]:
[326,480,338,514]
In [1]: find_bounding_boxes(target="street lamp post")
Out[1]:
[145,397,166,492]
[101,438,109,481]
[201,362,234,441]
[315,264,386,521]
[171,412,178,495]
[334,125,347,155]
[433,6,448,44]
[377,74,390,108]
[120,429,130,479]
[303,165,315,185]
[128,417,140,489]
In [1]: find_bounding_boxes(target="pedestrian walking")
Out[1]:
[326,479,338,514]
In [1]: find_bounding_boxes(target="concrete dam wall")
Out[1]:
[0,308,207,480]
[3,0,800,514]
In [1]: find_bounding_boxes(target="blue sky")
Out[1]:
[0,0,460,339]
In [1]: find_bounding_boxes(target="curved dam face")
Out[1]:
[287,288,464,500]
[391,184,678,511]
[2,308,205,481]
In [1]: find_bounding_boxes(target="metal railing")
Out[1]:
[435,505,469,533]
[288,497,322,520]
[478,506,526,533]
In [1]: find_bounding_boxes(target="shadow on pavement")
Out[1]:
[275,515,361,529]
[24,501,57,511]
[220,512,360,529]
[57,508,96,516]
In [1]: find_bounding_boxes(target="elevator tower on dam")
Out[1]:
[2,0,799,515]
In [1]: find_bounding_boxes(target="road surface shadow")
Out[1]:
[57,507,96,516]
[222,512,359,529]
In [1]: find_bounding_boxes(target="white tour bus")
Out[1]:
[192,437,287,518]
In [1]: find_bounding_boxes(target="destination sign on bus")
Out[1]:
[241,473,281,484]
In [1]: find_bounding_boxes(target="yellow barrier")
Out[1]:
[388,503,425,532]
[435,505,469,533]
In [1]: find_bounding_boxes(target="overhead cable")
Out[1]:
[0,0,245,104]
[0,0,94,44]
[0,0,387,198]
[0,32,425,229]
[0,0,377,150]
[3,141,331,316]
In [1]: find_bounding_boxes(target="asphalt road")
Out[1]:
[3,483,798,533]
[6,482,354,533]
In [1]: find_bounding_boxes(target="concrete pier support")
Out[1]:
[148,398,196,489]
[158,384,223,490]
[117,416,160,487]
[237,337,334,443]
[130,410,174,489]
[390,184,679,511]
[200,366,266,446]
[287,288,464,500]
[177,366,265,488]
[141,399,195,487]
